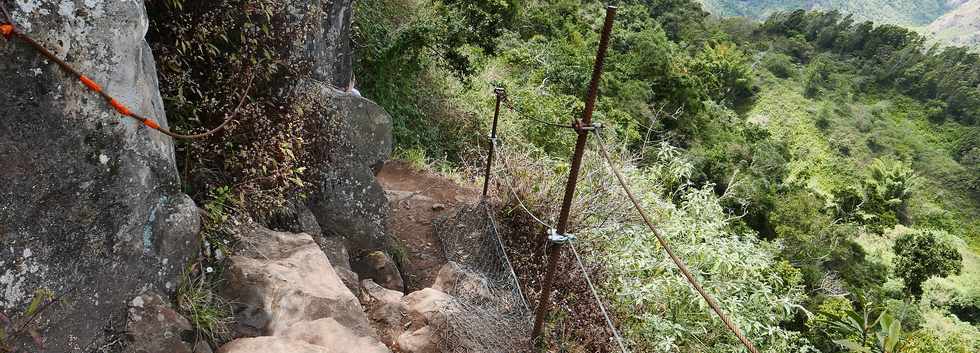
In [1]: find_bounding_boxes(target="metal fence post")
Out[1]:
[483,87,506,199]
[531,5,617,342]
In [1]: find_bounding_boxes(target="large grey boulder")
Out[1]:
[279,318,391,353]
[123,293,197,353]
[218,335,388,353]
[222,228,374,338]
[0,1,199,351]
[296,81,394,257]
[220,228,392,352]
[395,288,452,353]
[271,0,395,271]
[352,250,405,292]
[263,202,361,294]
[360,279,407,347]
[217,337,333,353]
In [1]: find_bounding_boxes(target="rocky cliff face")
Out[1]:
[0,1,199,351]
[275,0,395,262]
[298,83,394,255]
[287,0,357,88]
[1,0,396,351]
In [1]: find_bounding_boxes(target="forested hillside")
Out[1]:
[700,0,980,50]
[354,0,980,352]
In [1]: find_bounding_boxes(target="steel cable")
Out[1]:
[591,130,761,353]
[501,97,576,130]
[568,240,630,353]
[489,136,628,352]
[490,138,556,229]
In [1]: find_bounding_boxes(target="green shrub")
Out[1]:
[893,229,963,297]
[904,327,980,353]
[806,296,854,352]
[763,52,797,79]
[818,301,910,353]
[147,0,314,211]
[689,42,756,106]
[863,158,919,230]
[803,55,835,98]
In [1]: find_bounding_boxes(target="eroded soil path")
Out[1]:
[378,161,479,291]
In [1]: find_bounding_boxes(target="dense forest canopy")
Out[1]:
[700,0,980,50]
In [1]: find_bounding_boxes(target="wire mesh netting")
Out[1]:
[432,201,532,353]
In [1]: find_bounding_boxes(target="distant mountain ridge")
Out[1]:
[698,0,955,26]
[700,0,979,49]
[926,0,980,48]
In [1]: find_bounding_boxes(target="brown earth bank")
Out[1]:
[377,161,480,292]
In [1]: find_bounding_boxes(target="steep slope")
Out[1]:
[926,0,980,48]
[700,0,954,26]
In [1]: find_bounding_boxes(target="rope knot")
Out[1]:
[1,23,13,39]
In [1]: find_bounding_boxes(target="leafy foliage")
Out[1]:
[147,0,314,212]
[829,304,907,353]
[595,146,814,353]
[771,191,886,294]
[893,229,963,297]
[762,10,980,125]
[863,158,919,229]
[353,0,484,160]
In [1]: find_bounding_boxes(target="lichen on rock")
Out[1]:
[0,1,200,351]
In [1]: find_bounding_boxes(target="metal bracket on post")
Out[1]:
[532,5,616,343]
[547,229,576,245]
[575,121,604,132]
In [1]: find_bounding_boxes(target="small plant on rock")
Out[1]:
[0,289,57,352]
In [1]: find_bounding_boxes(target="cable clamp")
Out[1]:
[547,228,576,245]
[574,120,603,132]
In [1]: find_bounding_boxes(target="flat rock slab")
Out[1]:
[223,228,373,338]
[217,337,334,353]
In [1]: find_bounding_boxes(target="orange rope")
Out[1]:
[1,15,249,140]
[79,75,102,92]
[108,98,132,116]
[142,118,160,130]
[0,23,12,39]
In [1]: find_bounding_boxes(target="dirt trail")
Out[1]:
[378,161,480,292]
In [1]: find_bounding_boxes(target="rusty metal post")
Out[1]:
[531,5,617,342]
[483,87,506,199]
